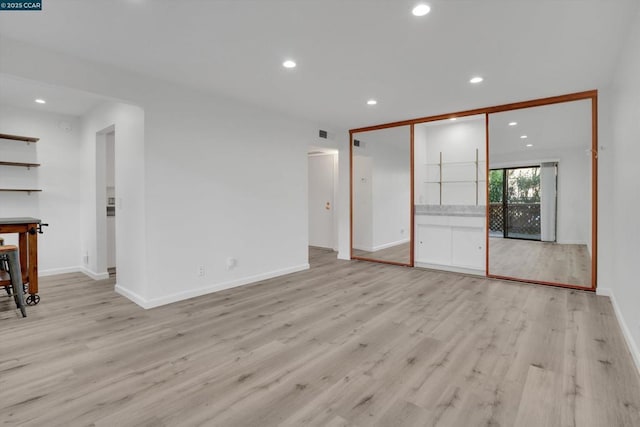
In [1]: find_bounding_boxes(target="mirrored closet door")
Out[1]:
[413,115,486,274]
[351,125,412,266]
[487,98,595,288]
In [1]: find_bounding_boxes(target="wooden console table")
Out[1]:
[0,217,42,305]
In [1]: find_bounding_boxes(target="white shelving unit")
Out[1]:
[423,148,485,205]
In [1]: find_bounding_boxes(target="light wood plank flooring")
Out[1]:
[1,248,638,426]
[353,242,411,264]
[489,237,592,287]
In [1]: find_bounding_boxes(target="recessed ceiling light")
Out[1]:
[508,122,517,126]
[35,99,46,104]
[367,99,377,106]
[282,60,296,69]
[412,4,431,16]
[526,144,533,147]
[520,135,528,139]
[469,76,483,84]
[449,118,457,121]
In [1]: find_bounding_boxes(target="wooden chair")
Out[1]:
[0,245,27,317]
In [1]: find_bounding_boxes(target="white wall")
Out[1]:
[0,38,326,308]
[490,146,591,247]
[0,105,82,275]
[607,4,640,372]
[352,126,411,251]
[415,117,486,206]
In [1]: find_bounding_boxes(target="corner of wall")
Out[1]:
[597,288,640,376]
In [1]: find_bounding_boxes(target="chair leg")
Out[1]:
[6,252,26,318]
[1,255,11,296]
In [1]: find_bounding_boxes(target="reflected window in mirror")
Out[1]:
[487,99,593,288]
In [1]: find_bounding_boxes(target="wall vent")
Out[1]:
[319,130,328,139]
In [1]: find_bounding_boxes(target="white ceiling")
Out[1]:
[0,74,105,116]
[0,0,637,129]
[489,99,592,155]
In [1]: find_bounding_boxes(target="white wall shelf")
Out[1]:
[1,132,42,193]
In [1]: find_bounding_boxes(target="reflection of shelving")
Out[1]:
[425,149,483,205]
[1,133,42,194]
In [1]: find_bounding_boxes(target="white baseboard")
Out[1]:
[354,238,410,253]
[115,283,148,308]
[80,267,109,280]
[415,261,485,277]
[597,287,640,376]
[337,251,351,260]
[38,265,109,280]
[372,238,410,252]
[39,266,84,277]
[116,263,310,309]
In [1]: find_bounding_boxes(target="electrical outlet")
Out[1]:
[226,257,237,270]
[83,253,89,265]
[197,265,205,277]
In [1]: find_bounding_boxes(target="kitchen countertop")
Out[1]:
[414,205,485,217]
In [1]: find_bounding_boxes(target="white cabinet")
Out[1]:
[451,227,484,269]
[416,224,451,265]
[415,215,485,275]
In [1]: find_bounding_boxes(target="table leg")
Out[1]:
[28,230,38,295]
[18,232,27,283]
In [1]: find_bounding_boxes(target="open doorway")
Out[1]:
[308,148,338,250]
[96,126,116,278]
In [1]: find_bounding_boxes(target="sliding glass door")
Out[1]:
[489,166,542,240]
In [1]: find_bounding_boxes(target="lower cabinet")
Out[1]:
[415,215,485,274]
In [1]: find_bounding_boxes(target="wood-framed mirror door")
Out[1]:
[350,125,413,266]
[486,93,597,290]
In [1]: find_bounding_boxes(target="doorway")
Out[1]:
[96,126,116,278]
[489,166,548,241]
[308,150,337,250]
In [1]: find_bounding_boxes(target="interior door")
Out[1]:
[308,154,334,249]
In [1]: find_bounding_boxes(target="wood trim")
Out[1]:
[0,133,39,143]
[349,130,354,260]
[410,124,415,267]
[591,94,598,290]
[349,90,598,133]
[485,113,490,276]
[351,256,412,268]
[487,274,595,292]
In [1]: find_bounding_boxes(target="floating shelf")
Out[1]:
[0,189,42,194]
[0,133,39,143]
[0,161,41,169]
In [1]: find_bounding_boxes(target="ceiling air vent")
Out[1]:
[319,130,328,139]
[353,139,361,147]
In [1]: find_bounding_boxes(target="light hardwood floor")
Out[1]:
[489,237,592,287]
[353,242,411,264]
[1,248,638,426]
